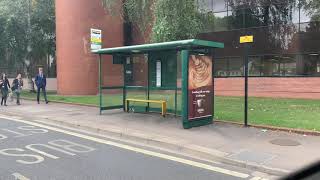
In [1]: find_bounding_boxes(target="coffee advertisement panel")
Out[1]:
[188,55,213,120]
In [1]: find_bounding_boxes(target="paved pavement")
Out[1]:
[1,100,320,177]
[0,117,263,180]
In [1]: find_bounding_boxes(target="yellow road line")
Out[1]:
[1,116,249,179]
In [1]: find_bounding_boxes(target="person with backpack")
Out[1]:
[11,73,23,105]
[0,73,10,106]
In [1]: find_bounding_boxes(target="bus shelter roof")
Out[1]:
[92,39,224,55]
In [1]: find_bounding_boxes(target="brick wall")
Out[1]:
[215,77,320,99]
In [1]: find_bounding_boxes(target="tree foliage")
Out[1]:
[101,0,154,40]
[151,0,204,42]
[101,0,213,42]
[301,0,320,21]
[0,0,55,77]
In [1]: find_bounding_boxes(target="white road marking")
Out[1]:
[0,148,45,164]
[250,177,269,180]
[0,116,250,178]
[1,129,31,137]
[12,173,30,180]
[25,143,76,159]
[250,177,262,180]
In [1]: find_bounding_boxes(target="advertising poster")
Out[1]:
[188,55,213,121]
[90,28,102,50]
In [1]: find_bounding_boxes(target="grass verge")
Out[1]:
[20,91,320,131]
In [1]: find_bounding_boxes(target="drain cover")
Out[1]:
[270,139,301,146]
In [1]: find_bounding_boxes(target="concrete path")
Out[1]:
[1,100,319,177]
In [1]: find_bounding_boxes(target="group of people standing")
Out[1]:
[0,67,48,106]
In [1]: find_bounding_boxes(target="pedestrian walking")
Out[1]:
[0,73,10,106]
[11,73,23,105]
[35,67,48,104]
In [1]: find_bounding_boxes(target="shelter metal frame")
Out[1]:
[93,39,224,129]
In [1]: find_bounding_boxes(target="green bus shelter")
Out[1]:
[93,39,224,129]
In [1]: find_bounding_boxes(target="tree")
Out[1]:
[101,0,154,42]
[101,0,213,42]
[301,0,320,21]
[0,0,55,89]
[151,0,204,42]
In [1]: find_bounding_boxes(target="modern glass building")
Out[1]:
[196,0,320,77]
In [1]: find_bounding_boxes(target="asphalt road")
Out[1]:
[0,117,263,180]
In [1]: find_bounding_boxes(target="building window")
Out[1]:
[280,55,297,76]
[229,57,243,76]
[156,60,162,87]
[211,11,231,32]
[300,53,320,76]
[214,53,320,77]
[214,58,228,77]
[198,0,228,13]
[249,56,263,76]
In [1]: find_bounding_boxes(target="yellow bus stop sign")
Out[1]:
[240,35,254,43]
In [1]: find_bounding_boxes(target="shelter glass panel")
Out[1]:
[101,89,123,108]
[148,51,178,114]
[125,54,148,112]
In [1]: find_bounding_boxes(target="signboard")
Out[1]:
[240,35,254,43]
[90,28,102,50]
[156,60,162,87]
[188,55,213,121]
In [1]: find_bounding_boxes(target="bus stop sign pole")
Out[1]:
[244,43,249,127]
[240,35,253,127]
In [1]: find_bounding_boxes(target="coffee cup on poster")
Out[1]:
[197,99,205,108]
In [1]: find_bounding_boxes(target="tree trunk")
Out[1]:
[26,0,35,93]
[28,77,35,92]
[25,65,35,93]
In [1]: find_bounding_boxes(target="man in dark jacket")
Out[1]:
[35,67,48,104]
